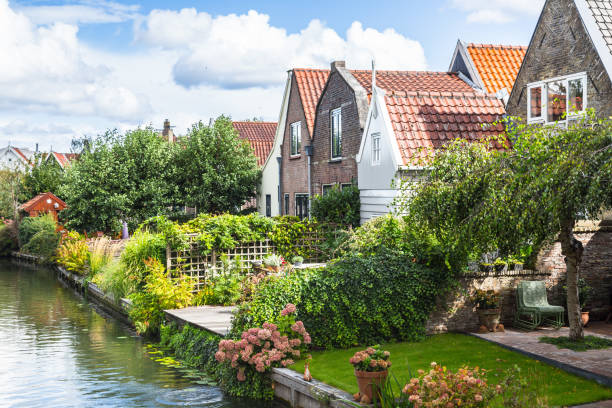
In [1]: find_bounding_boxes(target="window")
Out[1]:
[284,193,289,215]
[330,108,342,159]
[527,73,587,124]
[265,194,271,217]
[295,194,309,220]
[290,122,301,156]
[322,184,333,196]
[341,183,353,190]
[371,133,381,165]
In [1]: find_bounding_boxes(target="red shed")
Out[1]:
[20,192,67,221]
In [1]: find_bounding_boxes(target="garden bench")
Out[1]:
[515,281,564,330]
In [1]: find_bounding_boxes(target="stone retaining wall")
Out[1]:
[427,226,612,333]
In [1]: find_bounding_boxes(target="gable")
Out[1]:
[466,44,527,94]
[507,0,612,118]
[293,69,329,136]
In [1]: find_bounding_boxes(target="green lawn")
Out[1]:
[290,333,612,406]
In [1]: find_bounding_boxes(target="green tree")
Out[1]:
[60,128,175,233]
[21,154,66,199]
[400,113,612,341]
[0,169,24,220]
[173,116,260,213]
[311,184,360,227]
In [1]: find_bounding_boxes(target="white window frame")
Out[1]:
[527,72,587,125]
[330,108,342,159]
[371,132,381,166]
[290,121,301,156]
[322,184,334,196]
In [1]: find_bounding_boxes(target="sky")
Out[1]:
[1,0,545,151]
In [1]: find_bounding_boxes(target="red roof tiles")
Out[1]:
[293,69,330,136]
[384,90,506,165]
[351,70,475,94]
[232,121,277,167]
[467,43,527,94]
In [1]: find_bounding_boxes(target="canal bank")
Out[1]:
[0,259,281,408]
[9,255,356,408]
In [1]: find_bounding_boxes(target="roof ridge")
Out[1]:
[468,42,528,50]
[233,121,277,124]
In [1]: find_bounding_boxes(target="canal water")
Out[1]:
[0,260,277,407]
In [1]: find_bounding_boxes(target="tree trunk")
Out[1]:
[559,217,584,341]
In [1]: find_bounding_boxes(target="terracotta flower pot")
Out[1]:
[477,308,501,331]
[581,311,590,327]
[354,369,387,402]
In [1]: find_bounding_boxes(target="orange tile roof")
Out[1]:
[467,43,527,94]
[232,121,277,167]
[351,70,475,94]
[384,90,506,165]
[293,68,329,136]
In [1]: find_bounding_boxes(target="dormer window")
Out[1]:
[527,73,587,124]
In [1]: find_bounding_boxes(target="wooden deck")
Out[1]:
[164,305,236,336]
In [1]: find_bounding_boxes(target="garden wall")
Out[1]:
[426,221,612,333]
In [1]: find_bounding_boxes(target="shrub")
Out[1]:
[311,184,360,227]
[88,237,123,276]
[18,213,56,247]
[18,214,60,259]
[121,230,166,293]
[0,222,18,257]
[402,362,498,407]
[128,258,193,335]
[91,259,129,300]
[56,232,89,275]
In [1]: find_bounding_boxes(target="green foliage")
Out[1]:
[91,259,128,300]
[128,258,193,335]
[21,155,66,199]
[60,128,176,233]
[56,232,89,274]
[194,258,243,306]
[539,335,612,352]
[18,214,59,259]
[0,169,24,219]
[120,230,166,293]
[0,223,18,256]
[311,184,360,227]
[173,116,261,213]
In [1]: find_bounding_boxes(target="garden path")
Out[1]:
[473,322,612,388]
[164,305,236,336]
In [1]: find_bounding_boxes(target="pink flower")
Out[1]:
[281,303,296,316]
[214,351,226,362]
[257,329,272,340]
[474,394,483,402]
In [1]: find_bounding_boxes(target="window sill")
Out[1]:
[329,157,343,163]
[289,154,302,160]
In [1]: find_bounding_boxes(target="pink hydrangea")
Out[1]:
[281,303,296,316]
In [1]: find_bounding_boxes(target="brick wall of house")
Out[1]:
[426,227,612,333]
[507,0,612,118]
[310,69,362,196]
[281,75,310,216]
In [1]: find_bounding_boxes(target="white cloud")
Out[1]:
[450,0,544,23]
[17,1,139,25]
[135,9,427,89]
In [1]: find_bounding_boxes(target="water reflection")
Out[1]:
[0,260,278,408]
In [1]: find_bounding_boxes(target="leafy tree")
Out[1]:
[21,154,66,199]
[0,169,24,219]
[60,128,175,233]
[400,112,612,341]
[311,184,360,227]
[173,116,260,213]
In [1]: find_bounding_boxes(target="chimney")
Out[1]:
[330,60,346,72]
[35,143,39,153]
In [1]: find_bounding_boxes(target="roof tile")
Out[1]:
[467,43,527,94]
[232,121,277,167]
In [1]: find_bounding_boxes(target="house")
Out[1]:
[449,41,527,101]
[232,121,277,215]
[357,70,506,224]
[276,68,329,219]
[45,151,77,169]
[310,61,489,217]
[0,145,35,170]
[20,192,67,221]
[506,0,612,122]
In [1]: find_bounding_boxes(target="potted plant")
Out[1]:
[349,345,391,404]
[493,258,507,272]
[263,254,283,273]
[562,278,593,326]
[479,262,494,273]
[292,256,304,267]
[507,256,524,272]
[471,289,502,331]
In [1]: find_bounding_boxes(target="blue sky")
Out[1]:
[2,0,544,151]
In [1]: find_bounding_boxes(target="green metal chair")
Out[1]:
[515,281,564,330]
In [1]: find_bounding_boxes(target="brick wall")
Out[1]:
[310,70,361,196]
[427,227,612,333]
[281,76,310,216]
[507,0,612,118]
